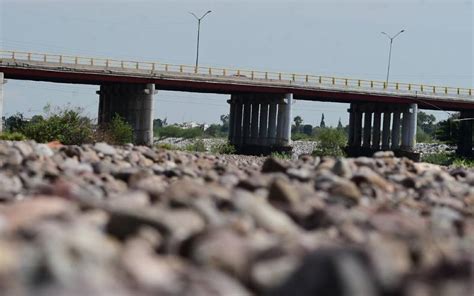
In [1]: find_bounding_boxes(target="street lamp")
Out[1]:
[189,10,212,69]
[381,29,405,84]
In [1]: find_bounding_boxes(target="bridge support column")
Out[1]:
[228,93,291,155]
[353,105,363,148]
[457,110,474,157]
[382,111,391,150]
[0,73,4,133]
[363,108,372,149]
[268,102,278,145]
[372,110,382,150]
[242,100,251,145]
[401,103,418,151]
[401,108,411,149]
[97,83,155,146]
[408,103,418,150]
[347,103,419,158]
[227,99,235,144]
[391,110,401,150]
[282,93,293,146]
[259,103,269,146]
[251,101,260,145]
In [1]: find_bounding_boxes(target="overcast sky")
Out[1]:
[0,0,472,126]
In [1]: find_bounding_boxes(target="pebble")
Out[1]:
[0,140,471,296]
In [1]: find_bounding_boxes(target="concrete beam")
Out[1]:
[242,100,252,145]
[233,98,243,146]
[98,83,155,146]
[227,99,235,143]
[457,110,473,157]
[259,103,269,145]
[382,111,391,150]
[354,107,363,148]
[408,103,418,150]
[276,100,286,146]
[348,107,355,146]
[282,93,293,146]
[268,102,278,145]
[363,110,372,148]
[391,110,401,150]
[401,107,411,149]
[372,110,382,150]
[251,101,260,145]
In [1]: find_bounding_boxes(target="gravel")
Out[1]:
[0,140,472,296]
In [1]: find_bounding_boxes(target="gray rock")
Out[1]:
[94,142,117,156]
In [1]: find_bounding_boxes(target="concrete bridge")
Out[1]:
[0,50,473,156]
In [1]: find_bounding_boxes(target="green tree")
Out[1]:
[4,113,28,133]
[337,118,343,130]
[435,114,459,144]
[302,124,313,136]
[320,113,326,128]
[312,128,347,157]
[101,114,133,144]
[22,106,93,145]
[293,116,303,132]
[417,111,436,137]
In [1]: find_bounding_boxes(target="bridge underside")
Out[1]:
[0,71,473,157]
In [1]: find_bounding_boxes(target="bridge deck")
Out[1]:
[0,50,472,110]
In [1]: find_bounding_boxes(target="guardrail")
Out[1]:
[1,50,472,97]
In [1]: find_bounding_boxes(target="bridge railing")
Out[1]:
[1,50,472,97]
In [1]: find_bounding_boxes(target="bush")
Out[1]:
[98,115,133,145]
[421,152,454,166]
[155,125,203,140]
[22,106,93,145]
[0,132,27,141]
[292,132,312,141]
[312,128,347,157]
[270,151,291,159]
[416,127,434,143]
[155,142,179,150]
[210,142,236,154]
[185,139,206,152]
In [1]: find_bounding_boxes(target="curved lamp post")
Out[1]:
[190,10,212,69]
[381,29,405,84]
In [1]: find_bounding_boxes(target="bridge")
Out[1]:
[0,50,473,156]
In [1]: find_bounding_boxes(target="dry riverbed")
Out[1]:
[0,141,472,295]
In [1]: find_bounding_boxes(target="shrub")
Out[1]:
[185,139,206,152]
[312,128,347,157]
[270,151,291,159]
[0,132,27,141]
[155,125,203,140]
[421,152,453,166]
[210,142,236,154]
[155,142,179,150]
[22,106,93,145]
[99,115,133,145]
[416,127,434,143]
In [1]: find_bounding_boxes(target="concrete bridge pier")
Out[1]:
[228,93,292,155]
[0,73,4,133]
[347,102,418,157]
[97,83,156,146]
[457,110,474,157]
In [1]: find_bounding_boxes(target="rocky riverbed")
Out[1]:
[158,137,456,158]
[0,140,472,296]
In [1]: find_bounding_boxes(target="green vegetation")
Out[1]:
[21,105,94,145]
[270,151,292,159]
[155,142,179,150]
[421,152,474,168]
[155,125,204,140]
[210,142,236,154]
[312,128,347,157]
[185,139,207,152]
[0,132,27,141]
[97,114,134,145]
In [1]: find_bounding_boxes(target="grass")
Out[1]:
[271,151,292,159]
[421,152,474,168]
